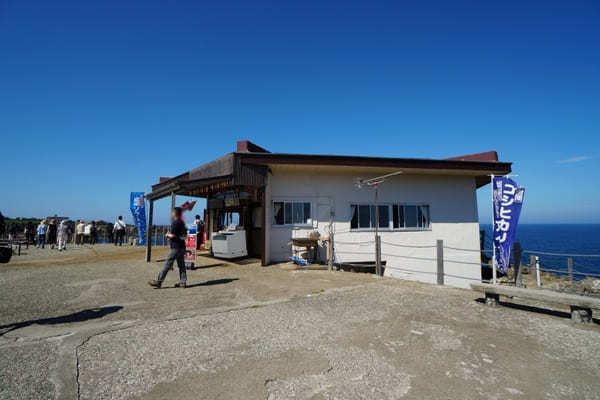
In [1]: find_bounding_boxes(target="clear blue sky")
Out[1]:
[1,0,599,225]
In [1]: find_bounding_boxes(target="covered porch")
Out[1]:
[144,152,269,265]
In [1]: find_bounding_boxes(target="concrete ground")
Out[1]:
[1,244,599,400]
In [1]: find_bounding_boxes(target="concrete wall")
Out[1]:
[267,166,482,288]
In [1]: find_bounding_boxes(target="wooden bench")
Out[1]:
[0,240,28,256]
[471,283,600,323]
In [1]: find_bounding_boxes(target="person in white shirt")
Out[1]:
[113,216,126,246]
[76,220,85,245]
[58,220,69,251]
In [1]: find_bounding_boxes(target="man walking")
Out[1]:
[113,216,126,246]
[148,207,187,288]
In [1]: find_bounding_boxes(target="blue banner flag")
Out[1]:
[493,177,525,274]
[130,192,147,246]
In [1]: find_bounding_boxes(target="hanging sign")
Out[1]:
[493,177,525,273]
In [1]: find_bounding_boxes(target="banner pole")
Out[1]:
[491,174,497,285]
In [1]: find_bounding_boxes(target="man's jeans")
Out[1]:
[157,248,187,284]
[114,230,124,246]
[37,235,45,248]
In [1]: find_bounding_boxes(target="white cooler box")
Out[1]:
[211,229,248,259]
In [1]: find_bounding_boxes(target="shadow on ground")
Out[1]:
[161,278,239,289]
[190,263,226,270]
[0,306,123,336]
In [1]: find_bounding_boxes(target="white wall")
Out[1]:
[268,167,482,288]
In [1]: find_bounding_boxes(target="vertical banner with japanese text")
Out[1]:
[493,177,525,273]
[130,192,147,246]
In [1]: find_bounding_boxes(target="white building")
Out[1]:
[146,140,511,288]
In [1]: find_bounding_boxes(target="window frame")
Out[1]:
[391,203,431,231]
[349,203,432,232]
[349,203,392,231]
[272,200,313,227]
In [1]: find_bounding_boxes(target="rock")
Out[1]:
[581,278,600,293]
[546,282,562,290]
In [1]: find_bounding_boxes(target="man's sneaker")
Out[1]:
[148,280,162,288]
[174,282,186,289]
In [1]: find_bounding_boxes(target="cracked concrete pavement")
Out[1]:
[1,244,599,399]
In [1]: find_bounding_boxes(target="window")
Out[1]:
[350,204,390,230]
[273,201,311,225]
[392,204,430,229]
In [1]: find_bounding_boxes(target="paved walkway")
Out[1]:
[1,245,599,399]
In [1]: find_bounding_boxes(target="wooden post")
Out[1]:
[568,258,573,282]
[513,242,523,287]
[260,188,266,266]
[375,235,382,277]
[146,200,153,262]
[171,192,176,212]
[535,256,541,287]
[437,239,444,285]
[328,214,334,272]
[374,184,381,277]
[328,235,334,272]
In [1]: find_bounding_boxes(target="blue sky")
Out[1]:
[1,0,599,225]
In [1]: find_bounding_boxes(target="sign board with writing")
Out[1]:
[130,192,146,246]
[493,177,525,274]
[185,234,197,265]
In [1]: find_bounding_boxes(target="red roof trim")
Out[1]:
[447,151,499,162]
[236,140,271,153]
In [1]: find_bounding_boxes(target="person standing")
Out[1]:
[0,212,5,239]
[113,216,126,246]
[8,224,17,241]
[47,219,57,249]
[194,214,202,250]
[36,220,47,248]
[76,220,85,245]
[90,221,97,245]
[57,220,69,251]
[25,222,34,244]
[148,207,187,288]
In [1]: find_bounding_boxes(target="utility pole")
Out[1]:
[374,183,380,276]
[356,171,402,277]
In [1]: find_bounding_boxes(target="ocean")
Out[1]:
[480,224,600,279]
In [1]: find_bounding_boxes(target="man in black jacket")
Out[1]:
[148,207,187,288]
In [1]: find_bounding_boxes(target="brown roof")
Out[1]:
[147,140,511,199]
[238,151,508,172]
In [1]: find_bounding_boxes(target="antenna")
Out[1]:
[355,170,402,188]
[354,177,364,189]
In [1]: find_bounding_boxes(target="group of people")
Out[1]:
[74,220,98,245]
[32,216,129,250]
[34,219,71,250]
